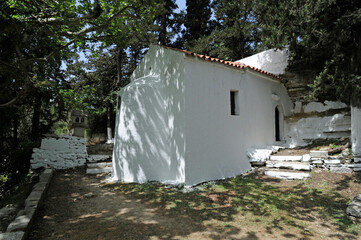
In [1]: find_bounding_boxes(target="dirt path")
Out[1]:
[27,168,194,240]
[26,168,360,240]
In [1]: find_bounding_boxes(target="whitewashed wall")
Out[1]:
[183,58,293,186]
[112,46,186,184]
[236,48,289,75]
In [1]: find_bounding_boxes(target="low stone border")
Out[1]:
[0,168,53,240]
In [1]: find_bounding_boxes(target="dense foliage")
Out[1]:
[255,0,361,104]
[0,0,159,197]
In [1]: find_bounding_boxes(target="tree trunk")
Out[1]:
[116,46,122,89]
[31,93,41,141]
[351,98,361,158]
[106,101,113,143]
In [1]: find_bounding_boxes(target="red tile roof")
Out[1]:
[161,46,282,81]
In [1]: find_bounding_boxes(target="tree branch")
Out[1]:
[23,40,75,64]
[60,6,138,37]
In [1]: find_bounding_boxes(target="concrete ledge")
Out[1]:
[5,168,53,239]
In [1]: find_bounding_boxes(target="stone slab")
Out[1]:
[86,167,112,174]
[0,232,25,240]
[302,154,311,162]
[87,162,112,168]
[310,150,328,158]
[266,161,311,171]
[269,155,303,161]
[264,170,310,180]
[353,168,361,172]
[324,160,342,164]
[350,164,361,168]
[87,155,111,163]
[355,158,361,163]
[330,166,353,173]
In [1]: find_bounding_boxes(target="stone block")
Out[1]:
[351,164,361,168]
[33,182,47,192]
[26,190,43,202]
[302,154,311,162]
[310,150,328,158]
[269,155,303,161]
[330,166,353,173]
[0,232,25,240]
[324,159,341,164]
[294,101,302,114]
[87,162,112,168]
[353,168,361,172]
[6,214,31,232]
[347,194,361,218]
[86,167,112,174]
[24,199,38,210]
[265,170,310,180]
[87,155,111,163]
[16,208,35,218]
[354,158,361,163]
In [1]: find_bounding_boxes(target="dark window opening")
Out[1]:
[81,118,84,123]
[75,117,79,123]
[117,96,122,110]
[230,91,238,115]
[275,106,281,141]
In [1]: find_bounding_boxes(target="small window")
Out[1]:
[117,96,122,110]
[75,117,79,123]
[275,106,281,141]
[81,118,84,123]
[230,90,239,115]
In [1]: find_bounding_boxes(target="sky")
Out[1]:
[176,0,186,12]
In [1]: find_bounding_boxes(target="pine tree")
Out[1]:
[191,0,260,61]
[254,0,361,104]
[183,0,212,47]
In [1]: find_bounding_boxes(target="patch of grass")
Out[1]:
[112,173,361,237]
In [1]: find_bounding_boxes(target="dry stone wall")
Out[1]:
[30,136,88,169]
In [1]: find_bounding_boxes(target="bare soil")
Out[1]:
[26,168,361,240]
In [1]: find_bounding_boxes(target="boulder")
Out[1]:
[346,194,361,218]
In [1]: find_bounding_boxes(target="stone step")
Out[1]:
[87,155,111,163]
[266,161,312,171]
[86,167,112,174]
[269,155,303,161]
[264,169,311,180]
[87,162,112,168]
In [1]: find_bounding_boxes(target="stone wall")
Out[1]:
[30,136,88,169]
[285,101,351,147]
